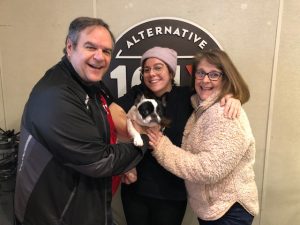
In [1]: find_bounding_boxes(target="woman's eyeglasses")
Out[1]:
[195,70,223,81]
[141,64,164,75]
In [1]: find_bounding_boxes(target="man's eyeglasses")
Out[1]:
[195,70,223,81]
[141,64,164,75]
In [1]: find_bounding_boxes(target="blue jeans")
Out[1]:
[198,202,254,225]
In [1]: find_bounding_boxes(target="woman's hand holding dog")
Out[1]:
[147,127,163,150]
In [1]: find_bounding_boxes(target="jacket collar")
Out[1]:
[61,55,100,96]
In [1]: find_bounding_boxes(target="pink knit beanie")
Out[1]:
[141,46,177,75]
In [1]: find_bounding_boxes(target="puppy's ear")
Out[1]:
[134,94,143,105]
[140,94,146,101]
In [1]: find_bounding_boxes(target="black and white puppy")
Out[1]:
[127,94,169,146]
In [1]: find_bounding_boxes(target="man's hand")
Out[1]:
[121,168,137,184]
[220,94,241,119]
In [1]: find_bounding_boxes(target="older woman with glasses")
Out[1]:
[147,49,259,225]
[109,47,242,225]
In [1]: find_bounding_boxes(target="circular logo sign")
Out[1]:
[104,17,222,98]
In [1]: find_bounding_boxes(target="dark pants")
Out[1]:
[121,189,187,225]
[198,202,254,225]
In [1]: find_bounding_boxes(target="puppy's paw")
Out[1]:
[133,135,144,146]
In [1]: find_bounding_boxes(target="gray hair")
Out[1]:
[63,17,115,54]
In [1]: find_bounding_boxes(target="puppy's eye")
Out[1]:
[138,102,154,118]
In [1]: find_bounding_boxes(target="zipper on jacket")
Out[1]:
[58,182,78,224]
[104,177,108,225]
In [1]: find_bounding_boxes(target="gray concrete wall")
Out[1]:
[0,0,299,224]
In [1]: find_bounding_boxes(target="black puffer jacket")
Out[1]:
[15,56,148,225]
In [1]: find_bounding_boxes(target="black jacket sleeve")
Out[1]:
[24,84,148,178]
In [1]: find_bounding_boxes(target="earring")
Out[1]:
[140,73,144,81]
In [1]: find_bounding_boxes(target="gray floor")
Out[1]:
[0,180,15,225]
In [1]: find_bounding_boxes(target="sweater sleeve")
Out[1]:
[152,106,252,184]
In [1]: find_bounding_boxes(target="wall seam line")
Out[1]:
[93,0,97,18]
[259,0,284,224]
[0,50,7,130]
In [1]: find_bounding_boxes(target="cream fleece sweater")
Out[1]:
[152,94,259,220]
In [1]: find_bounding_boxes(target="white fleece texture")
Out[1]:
[152,95,259,220]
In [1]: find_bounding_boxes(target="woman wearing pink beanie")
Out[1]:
[109,46,241,225]
[148,49,259,225]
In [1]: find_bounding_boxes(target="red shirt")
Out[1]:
[100,95,120,195]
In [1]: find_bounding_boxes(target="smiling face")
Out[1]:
[142,58,173,97]
[194,59,223,101]
[66,25,113,83]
